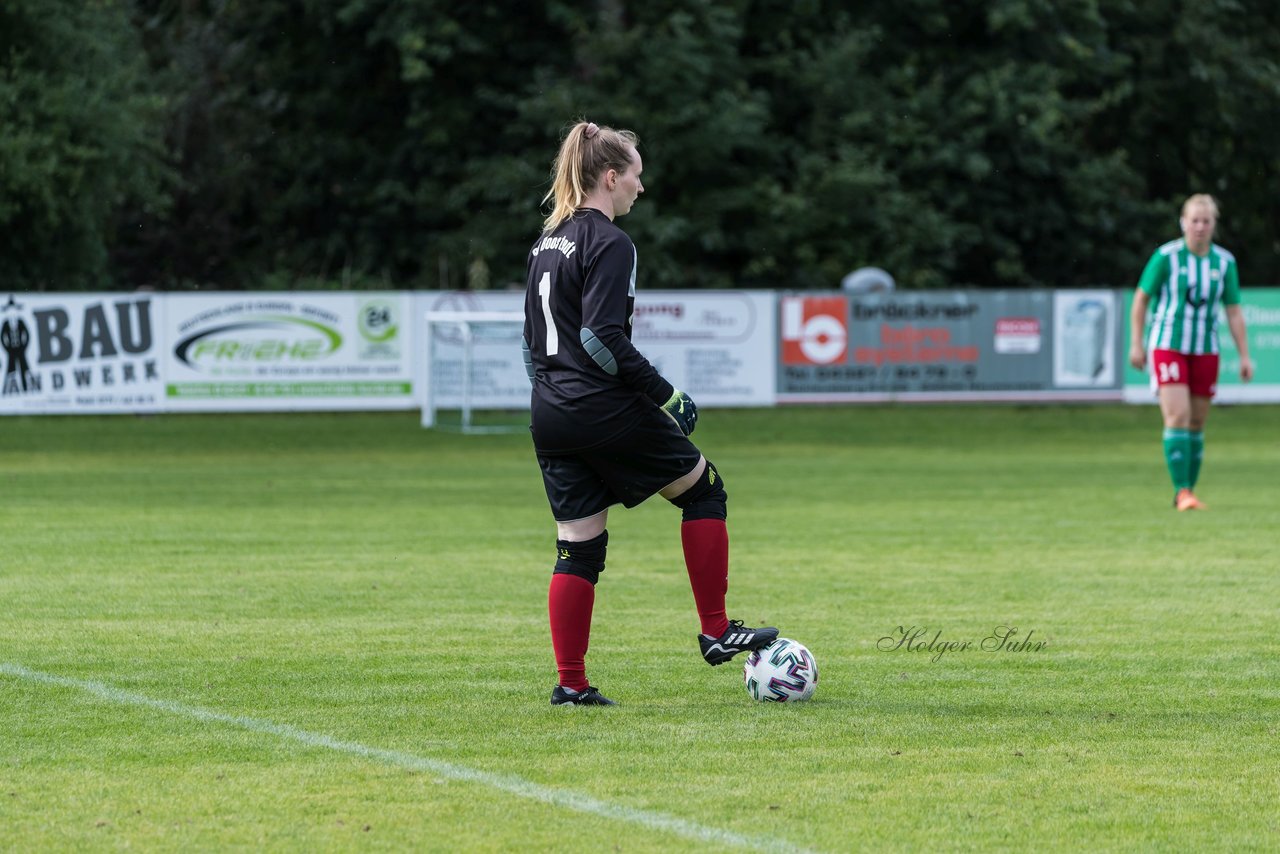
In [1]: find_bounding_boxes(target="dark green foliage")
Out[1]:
[0,0,172,289]
[5,0,1280,289]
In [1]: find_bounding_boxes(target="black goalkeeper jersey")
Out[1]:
[524,208,674,453]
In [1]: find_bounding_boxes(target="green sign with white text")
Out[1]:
[1123,286,1280,402]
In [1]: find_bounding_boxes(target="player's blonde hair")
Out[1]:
[1182,193,1219,219]
[541,120,639,233]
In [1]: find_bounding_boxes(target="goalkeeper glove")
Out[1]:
[662,389,698,436]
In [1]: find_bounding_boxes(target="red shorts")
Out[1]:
[1151,349,1220,397]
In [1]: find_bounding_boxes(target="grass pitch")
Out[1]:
[2,405,1278,852]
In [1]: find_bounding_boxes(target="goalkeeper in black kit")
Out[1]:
[522,120,778,707]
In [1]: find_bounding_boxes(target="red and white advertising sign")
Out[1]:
[781,296,848,365]
[994,317,1042,354]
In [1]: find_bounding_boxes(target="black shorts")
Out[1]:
[536,408,702,522]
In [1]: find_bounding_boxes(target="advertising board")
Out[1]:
[0,293,164,414]
[777,290,1122,402]
[163,293,414,411]
[1122,287,1280,403]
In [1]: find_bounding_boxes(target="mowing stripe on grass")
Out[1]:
[2,662,811,854]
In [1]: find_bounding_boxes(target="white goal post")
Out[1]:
[420,309,527,432]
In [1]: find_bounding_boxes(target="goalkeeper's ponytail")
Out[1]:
[541,120,639,233]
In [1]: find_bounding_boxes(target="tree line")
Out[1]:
[3,0,1279,292]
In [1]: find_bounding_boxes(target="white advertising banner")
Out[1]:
[632,290,776,407]
[1052,290,1118,388]
[1,292,165,414]
[415,289,776,409]
[416,290,529,411]
[164,292,414,411]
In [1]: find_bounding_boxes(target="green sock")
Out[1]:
[1162,428,1192,492]
[1188,431,1204,489]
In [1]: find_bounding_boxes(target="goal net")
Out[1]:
[420,310,529,433]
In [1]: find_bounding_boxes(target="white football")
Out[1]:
[743,638,818,702]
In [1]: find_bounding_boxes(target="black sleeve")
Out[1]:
[580,235,674,405]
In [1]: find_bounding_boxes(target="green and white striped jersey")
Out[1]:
[1138,239,1241,355]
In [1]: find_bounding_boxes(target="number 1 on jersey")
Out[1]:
[538,272,559,356]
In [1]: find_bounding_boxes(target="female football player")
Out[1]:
[522,120,778,705]
[1128,194,1253,511]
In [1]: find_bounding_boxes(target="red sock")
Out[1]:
[548,573,594,692]
[681,519,730,638]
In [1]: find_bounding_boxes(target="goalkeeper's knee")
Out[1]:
[553,530,608,585]
[668,461,727,521]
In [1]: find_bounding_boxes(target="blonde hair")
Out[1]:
[1182,193,1219,219]
[541,121,639,233]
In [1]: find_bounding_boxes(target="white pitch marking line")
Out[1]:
[2,663,813,854]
